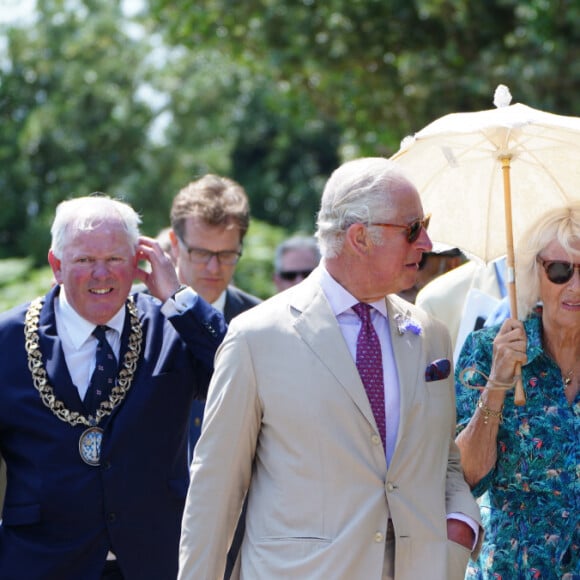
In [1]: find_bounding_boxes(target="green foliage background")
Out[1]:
[1,0,580,309]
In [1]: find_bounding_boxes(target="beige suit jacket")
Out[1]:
[179,271,481,580]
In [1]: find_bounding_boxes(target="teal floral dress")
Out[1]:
[456,315,579,579]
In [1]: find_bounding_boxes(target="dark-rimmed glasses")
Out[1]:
[180,243,241,265]
[537,257,580,284]
[370,214,431,244]
[278,269,312,281]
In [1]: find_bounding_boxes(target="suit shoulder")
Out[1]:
[0,300,29,334]
[131,290,163,312]
[225,289,293,331]
[415,261,481,305]
[227,286,262,307]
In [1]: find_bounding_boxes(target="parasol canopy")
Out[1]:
[391,85,580,263]
[391,85,580,404]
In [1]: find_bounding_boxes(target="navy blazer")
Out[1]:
[0,286,226,580]
[189,285,261,450]
[223,285,262,323]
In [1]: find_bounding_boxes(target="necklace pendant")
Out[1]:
[79,426,104,466]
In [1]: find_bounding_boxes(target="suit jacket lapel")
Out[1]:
[223,288,237,322]
[385,296,424,453]
[37,286,86,414]
[290,278,379,433]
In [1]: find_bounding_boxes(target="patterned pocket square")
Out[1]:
[425,358,451,382]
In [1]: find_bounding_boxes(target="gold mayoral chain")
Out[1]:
[25,296,143,466]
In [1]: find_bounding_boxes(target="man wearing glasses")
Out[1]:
[169,174,261,451]
[273,234,321,293]
[179,158,481,580]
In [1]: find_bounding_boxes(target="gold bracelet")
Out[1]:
[477,397,504,425]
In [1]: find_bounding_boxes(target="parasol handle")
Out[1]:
[501,157,526,405]
[506,266,526,405]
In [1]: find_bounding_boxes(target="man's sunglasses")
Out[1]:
[370,214,431,244]
[537,258,580,284]
[278,270,312,281]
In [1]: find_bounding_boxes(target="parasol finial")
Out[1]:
[493,85,512,108]
[400,135,415,150]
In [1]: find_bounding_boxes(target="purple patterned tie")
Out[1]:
[85,325,117,416]
[352,303,386,450]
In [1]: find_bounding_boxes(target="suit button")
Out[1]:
[374,532,384,543]
[107,513,116,523]
[386,482,394,492]
[371,434,381,445]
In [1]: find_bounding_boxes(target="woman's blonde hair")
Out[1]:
[515,202,580,318]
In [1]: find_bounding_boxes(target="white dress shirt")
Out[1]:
[55,286,198,399]
[55,290,125,400]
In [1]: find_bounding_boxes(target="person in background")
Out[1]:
[169,174,261,324]
[455,203,580,578]
[178,157,481,580]
[0,195,226,580]
[272,234,321,293]
[169,175,262,580]
[169,174,261,448]
[415,256,507,361]
[397,245,464,303]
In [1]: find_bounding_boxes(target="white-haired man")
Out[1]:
[179,158,481,579]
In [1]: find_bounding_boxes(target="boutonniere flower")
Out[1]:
[394,313,422,336]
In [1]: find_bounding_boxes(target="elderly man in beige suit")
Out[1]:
[179,157,482,580]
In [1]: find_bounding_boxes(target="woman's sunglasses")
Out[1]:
[537,258,580,284]
[371,214,431,244]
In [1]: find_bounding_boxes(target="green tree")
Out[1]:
[230,86,341,230]
[0,0,155,262]
[146,0,580,156]
[141,45,340,231]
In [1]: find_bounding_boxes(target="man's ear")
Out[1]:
[169,229,179,251]
[345,223,372,256]
[47,250,63,283]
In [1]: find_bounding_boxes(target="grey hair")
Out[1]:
[274,235,321,273]
[315,157,406,258]
[515,202,580,318]
[50,194,142,259]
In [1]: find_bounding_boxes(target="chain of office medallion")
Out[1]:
[24,296,143,427]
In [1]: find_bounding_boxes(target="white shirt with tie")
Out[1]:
[318,266,479,544]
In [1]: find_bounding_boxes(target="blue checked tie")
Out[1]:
[352,303,386,450]
[85,325,117,416]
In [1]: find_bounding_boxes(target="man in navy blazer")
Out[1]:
[0,195,226,580]
[168,174,261,452]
